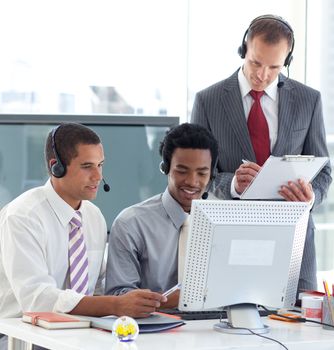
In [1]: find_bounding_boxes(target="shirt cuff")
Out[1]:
[309,192,315,208]
[230,175,242,199]
[53,289,85,313]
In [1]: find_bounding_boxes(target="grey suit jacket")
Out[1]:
[191,69,332,291]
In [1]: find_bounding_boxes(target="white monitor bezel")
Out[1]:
[179,200,310,312]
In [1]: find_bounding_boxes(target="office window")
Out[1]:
[0,0,188,118]
[306,0,334,274]
[0,0,306,121]
[1,0,333,282]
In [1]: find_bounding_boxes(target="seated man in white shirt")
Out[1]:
[0,123,166,350]
[105,123,219,308]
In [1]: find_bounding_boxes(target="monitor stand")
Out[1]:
[213,303,270,335]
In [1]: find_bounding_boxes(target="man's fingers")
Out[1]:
[279,185,298,201]
[236,173,255,183]
[240,162,261,172]
[133,290,167,303]
[279,180,314,202]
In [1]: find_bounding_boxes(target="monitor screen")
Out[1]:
[179,199,310,334]
[0,114,179,228]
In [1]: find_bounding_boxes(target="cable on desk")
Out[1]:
[220,322,289,350]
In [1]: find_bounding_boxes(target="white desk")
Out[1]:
[1,317,334,350]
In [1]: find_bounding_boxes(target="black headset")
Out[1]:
[201,156,218,199]
[50,125,111,191]
[238,14,295,68]
[159,154,218,180]
[51,125,66,178]
[160,155,218,200]
[159,160,169,176]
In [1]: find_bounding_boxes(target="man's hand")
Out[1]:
[278,179,314,203]
[114,289,167,318]
[159,290,180,309]
[235,162,261,194]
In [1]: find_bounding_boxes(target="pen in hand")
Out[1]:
[162,283,181,297]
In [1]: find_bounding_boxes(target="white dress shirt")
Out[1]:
[238,67,279,150]
[231,69,315,206]
[230,68,279,198]
[0,180,107,318]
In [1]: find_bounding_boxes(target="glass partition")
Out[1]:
[0,115,179,229]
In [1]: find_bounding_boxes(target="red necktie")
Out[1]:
[247,90,270,166]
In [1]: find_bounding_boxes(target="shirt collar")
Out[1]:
[162,187,188,230]
[44,179,80,227]
[238,66,279,101]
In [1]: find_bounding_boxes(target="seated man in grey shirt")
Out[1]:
[105,123,219,308]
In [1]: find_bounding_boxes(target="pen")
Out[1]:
[162,283,181,297]
[242,159,250,164]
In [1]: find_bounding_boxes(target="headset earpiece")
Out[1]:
[210,156,219,180]
[210,166,218,180]
[51,161,65,178]
[202,156,219,200]
[284,48,294,67]
[237,30,248,59]
[50,125,66,178]
[159,161,168,175]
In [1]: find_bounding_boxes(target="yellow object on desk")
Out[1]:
[112,316,139,341]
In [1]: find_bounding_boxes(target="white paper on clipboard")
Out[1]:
[240,155,329,200]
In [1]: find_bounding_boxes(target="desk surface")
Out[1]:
[1,317,334,350]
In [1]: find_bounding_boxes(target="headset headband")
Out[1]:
[238,15,295,68]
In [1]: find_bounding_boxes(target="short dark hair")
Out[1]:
[247,15,294,49]
[159,123,218,175]
[45,122,101,174]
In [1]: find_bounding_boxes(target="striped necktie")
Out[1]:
[69,211,89,295]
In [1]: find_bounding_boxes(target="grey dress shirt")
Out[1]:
[105,188,188,295]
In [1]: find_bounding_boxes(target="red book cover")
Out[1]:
[22,312,90,330]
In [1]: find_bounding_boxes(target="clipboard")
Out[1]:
[240,155,329,200]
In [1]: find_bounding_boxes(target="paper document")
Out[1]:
[241,155,329,200]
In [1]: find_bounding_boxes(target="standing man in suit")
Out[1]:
[191,14,332,292]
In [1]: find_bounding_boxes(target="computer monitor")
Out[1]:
[178,200,310,334]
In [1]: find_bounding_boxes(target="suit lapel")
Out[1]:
[220,72,256,161]
[272,80,296,155]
